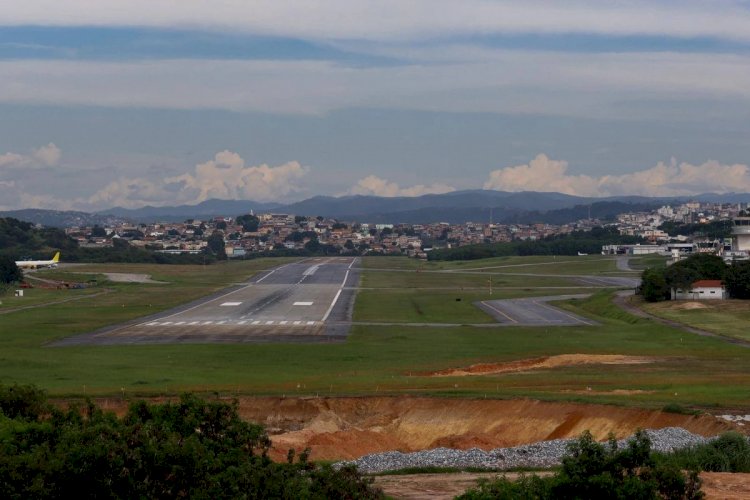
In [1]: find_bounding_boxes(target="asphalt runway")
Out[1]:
[476,294,597,326]
[53,257,360,345]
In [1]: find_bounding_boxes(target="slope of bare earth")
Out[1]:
[84,396,741,462]
[236,397,739,461]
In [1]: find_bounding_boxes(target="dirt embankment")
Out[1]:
[84,396,740,462]
[427,354,653,377]
[238,397,737,461]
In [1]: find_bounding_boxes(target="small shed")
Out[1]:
[672,279,727,300]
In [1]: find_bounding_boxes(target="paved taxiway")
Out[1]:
[476,294,596,326]
[53,257,360,345]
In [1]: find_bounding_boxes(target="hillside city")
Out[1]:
[56,200,750,260]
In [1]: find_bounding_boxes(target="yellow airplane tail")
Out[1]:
[52,252,60,263]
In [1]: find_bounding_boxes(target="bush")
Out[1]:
[656,432,750,473]
[0,390,384,499]
[457,430,704,500]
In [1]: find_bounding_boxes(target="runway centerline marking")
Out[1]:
[220,301,242,307]
[294,301,313,306]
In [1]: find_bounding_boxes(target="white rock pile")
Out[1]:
[338,427,713,474]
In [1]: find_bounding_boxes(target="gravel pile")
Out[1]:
[338,427,713,474]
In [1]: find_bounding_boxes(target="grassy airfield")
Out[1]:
[0,254,749,410]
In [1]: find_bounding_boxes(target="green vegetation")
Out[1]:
[0,256,22,285]
[639,253,734,302]
[1,255,750,409]
[660,219,733,239]
[655,432,750,473]
[457,431,703,500]
[428,226,643,261]
[640,298,750,342]
[0,384,383,499]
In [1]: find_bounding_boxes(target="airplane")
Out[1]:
[577,251,588,256]
[15,252,60,270]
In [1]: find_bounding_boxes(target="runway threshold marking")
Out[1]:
[220,301,242,306]
[294,301,313,306]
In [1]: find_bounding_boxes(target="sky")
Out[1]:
[2,1,750,211]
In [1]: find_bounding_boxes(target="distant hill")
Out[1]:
[0,209,126,228]
[4,190,749,227]
[279,190,593,219]
[98,199,282,222]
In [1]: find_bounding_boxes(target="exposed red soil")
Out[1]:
[427,354,654,377]
[75,396,742,462]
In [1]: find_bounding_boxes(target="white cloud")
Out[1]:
[484,154,750,197]
[0,143,61,168]
[165,151,309,203]
[88,151,310,208]
[3,1,750,43]
[348,175,455,197]
[31,143,61,166]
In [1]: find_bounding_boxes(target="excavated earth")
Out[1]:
[85,396,741,462]
[231,396,738,461]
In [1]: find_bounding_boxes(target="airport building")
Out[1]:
[731,217,750,251]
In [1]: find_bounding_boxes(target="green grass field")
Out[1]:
[640,298,750,342]
[1,255,749,410]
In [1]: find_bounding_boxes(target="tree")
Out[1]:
[0,391,385,499]
[725,261,750,299]
[458,431,703,500]
[206,231,227,260]
[236,214,259,232]
[90,225,107,237]
[304,238,321,253]
[641,267,670,302]
[0,256,22,284]
[344,239,355,250]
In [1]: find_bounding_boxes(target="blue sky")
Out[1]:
[1,1,750,210]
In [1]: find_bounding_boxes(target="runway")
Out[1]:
[53,257,360,345]
[476,294,596,326]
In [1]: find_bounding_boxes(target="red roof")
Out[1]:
[691,280,724,288]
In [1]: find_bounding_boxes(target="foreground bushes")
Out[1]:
[655,432,750,474]
[0,384,383,499]
[458,430,705,500]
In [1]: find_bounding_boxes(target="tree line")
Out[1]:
[428,226,643,261]
[0,384,383,499]
[640,253,750,302]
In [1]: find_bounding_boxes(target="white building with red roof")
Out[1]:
[671,280,727,300]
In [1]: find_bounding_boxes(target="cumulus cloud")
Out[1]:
[348,175,455,197]
[31,143,62,166]
[484,154,750,197]
[88,151,310,208]
[0,143,61,168]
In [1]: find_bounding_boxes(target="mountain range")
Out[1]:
[1,190,749,227]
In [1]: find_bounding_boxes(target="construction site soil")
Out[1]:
[82,396,740,462]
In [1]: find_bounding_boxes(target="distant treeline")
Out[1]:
[640,253,750,301]
[659,219,733,239]
[428,226,644,261]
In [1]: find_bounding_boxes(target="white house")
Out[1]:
[672,280,727,300]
